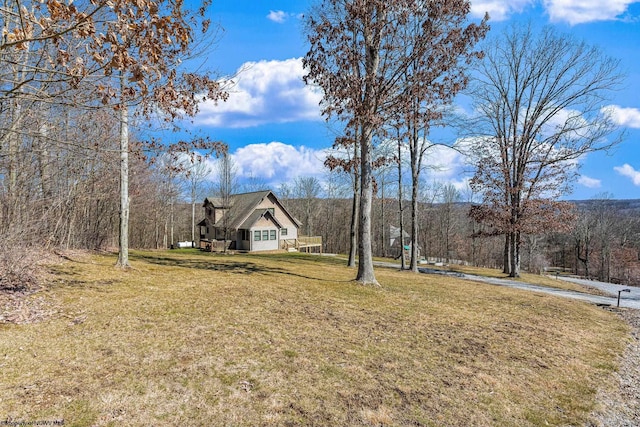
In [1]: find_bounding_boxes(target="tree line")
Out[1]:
[280,182,640,286]
[303,0,622,284]
[0,0,626,290]
[0,0,226,289]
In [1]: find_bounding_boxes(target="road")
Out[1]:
[453,272,640,309]
[374,261,640,309]
[335,257,640,309]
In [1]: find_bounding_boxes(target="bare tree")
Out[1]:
[468,25,622,277]
[241,173,268,193]
[436,183,461,263]
[1,0,227,269]
[325,134,360,268]
[294,176,323,236]
[215,152,238,251]
[184,160,212,245]
[304,0,486,284]
[391,3,487,272]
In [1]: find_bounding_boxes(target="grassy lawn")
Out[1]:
[0,250,630,426]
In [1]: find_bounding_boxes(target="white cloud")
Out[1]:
[470,0,640,24]
[543,0,640,25]
[421,144,470,185]
[603,105,640,129]
[267,10,288,23]
[470,0,534,21]
[540,107,589,139]
[578,175,602,188]
[195,58,323,128]
[615,164,640,186]
[232,142,326,183]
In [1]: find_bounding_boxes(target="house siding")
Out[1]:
[255,194,299,242]
[251,227,279,251]
[200,191,300,252]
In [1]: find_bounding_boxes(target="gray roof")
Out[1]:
[239,209,283,229]
[204,190,300,230]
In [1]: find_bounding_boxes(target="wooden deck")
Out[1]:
[283,236,323,253]
[199,239,232,252]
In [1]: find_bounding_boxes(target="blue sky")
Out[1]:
[184,0,640,200]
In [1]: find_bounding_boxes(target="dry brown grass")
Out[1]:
[0,250,630,426]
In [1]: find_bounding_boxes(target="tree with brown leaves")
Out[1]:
[391,1,487,272]
[1,0,227,268]
[305,0,487,285]
[468,25,623,277]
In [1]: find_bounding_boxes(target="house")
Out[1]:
[389,225,420,260]
[198,190,301,252]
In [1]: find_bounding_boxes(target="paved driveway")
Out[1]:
[414,266,640,309]
[364,260,640,309]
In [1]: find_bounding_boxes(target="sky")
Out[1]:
[181,0,640,200]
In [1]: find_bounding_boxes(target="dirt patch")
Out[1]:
[0,291,60,324]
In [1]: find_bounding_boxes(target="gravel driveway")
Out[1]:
[588,309,640,426]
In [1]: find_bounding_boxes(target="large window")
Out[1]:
[262,230,269,241]
[270,230,277,240]
[254,230,261,241]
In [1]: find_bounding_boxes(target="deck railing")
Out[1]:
[282,236,323,253]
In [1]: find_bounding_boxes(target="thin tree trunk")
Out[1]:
[410,166,419,273]
[347,126,360,269]
[170,200,174,248]
[503,234,511,275]
[510,231,521,277]
[380,179,385,258]
[348,186,359,268]
[397,134,406,270]
[191,200,196,245]
[116,73,130,268]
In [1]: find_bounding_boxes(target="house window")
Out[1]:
[254,230,261,241]
[281,228,288,236]
[270,230,276,240]
[262,230,269,240]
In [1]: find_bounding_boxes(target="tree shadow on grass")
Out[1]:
[46,264,120,289]
[130,253,348,283]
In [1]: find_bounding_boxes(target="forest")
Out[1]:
[0,0,634,289]
[168,185,640,287]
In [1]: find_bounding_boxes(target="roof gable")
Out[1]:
[206,190,299,230]
[240,209,283,229]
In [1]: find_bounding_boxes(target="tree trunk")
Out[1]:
[380,179,385,258]
[191,200,196,245]
[348,188,360,268]
[503,234,511,275]
[191,182,196,245]
[170,197,175,248]
[116,74,130,268]
[356,127,378,285]
[397,135,406,270]
[410,163,419,273]
[509,231,521,277]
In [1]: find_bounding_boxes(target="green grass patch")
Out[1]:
[0,250,629,426]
